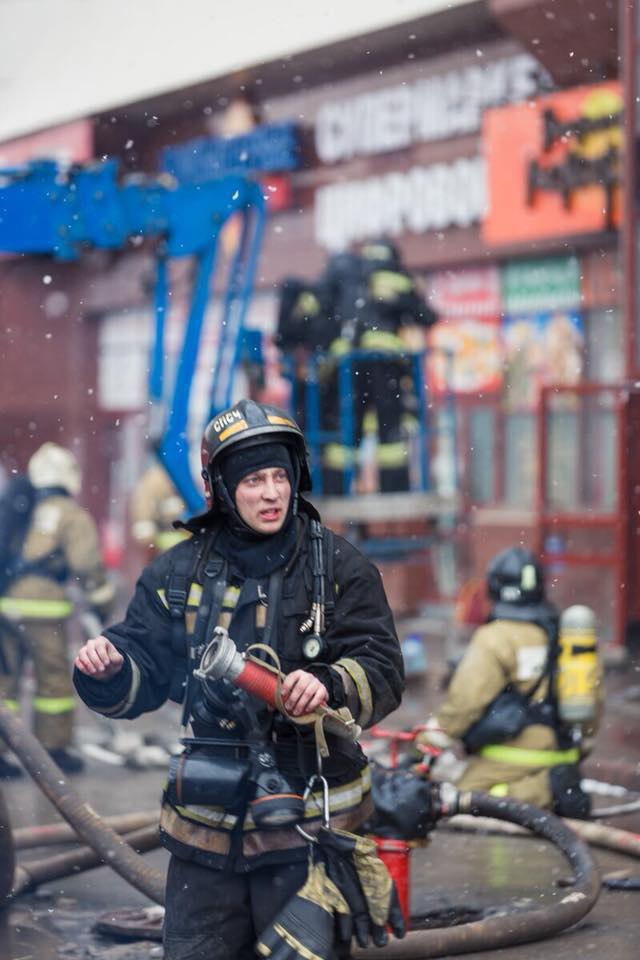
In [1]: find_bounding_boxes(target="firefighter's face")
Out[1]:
[234,466,291,534]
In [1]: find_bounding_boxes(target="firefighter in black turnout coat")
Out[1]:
[73,399,404,960]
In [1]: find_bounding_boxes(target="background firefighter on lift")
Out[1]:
[415,546,604,818]
[0,442,115,776]
[276,238,437,495]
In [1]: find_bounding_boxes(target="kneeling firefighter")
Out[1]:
[416,547,603,817]
[73,399,405,960]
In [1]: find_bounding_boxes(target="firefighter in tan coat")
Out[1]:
[129,462,189,557]
[0,443,115,775]
[417,547,601,818]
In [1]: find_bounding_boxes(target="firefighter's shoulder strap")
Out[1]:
[165,532,229,718]
[308,519,335,618]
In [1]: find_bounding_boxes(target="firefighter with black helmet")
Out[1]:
[73,399,404,960]
[319,239,437,495]
[416,546,602,817]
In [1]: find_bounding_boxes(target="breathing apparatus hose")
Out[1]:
[0,703,165,905]
[353,790,600,959]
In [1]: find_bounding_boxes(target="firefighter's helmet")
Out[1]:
[200,399,311,509]
[27,442,82,496]
[360,237,401,269]
[486,546,545,606]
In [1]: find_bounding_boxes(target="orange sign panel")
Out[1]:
[482,82,622,246]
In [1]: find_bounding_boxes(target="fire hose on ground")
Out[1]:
[0,699,603,958]
[0,701,165,905]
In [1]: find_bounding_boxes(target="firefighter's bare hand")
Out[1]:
[281,670,328,716]
[74,636,124,681]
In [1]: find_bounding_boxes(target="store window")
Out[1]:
[584,306,623,382]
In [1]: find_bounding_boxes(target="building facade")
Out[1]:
[0,0,632,637]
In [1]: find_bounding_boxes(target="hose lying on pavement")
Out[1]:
[353,790,600,960]
[0,703,166,905]
[446,812,640,859]
[12,810,159,850]
[10,824,161,897]
[0,704,601,958]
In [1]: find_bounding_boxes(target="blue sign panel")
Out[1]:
[161,121,300,182]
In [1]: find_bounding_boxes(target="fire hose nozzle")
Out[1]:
[194,627,361,743]
[193,626,245,683]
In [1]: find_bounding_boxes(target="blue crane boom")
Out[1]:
[0,158,266,512]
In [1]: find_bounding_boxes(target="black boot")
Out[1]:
[0,755,23,779]
[48,747,85,774]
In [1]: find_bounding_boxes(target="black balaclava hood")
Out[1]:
[216,441,299,578]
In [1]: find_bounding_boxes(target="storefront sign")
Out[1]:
[427,265,502,317]
[502,257,582,313]
[315,155,486,250]
[483,82,622,246]
[315,53,544,163]
[161,121,300,181]
[426,265,503,396]
[502,311,584,411]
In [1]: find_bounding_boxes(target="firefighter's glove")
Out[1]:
[317,826,406,948]
[256,861,351,960]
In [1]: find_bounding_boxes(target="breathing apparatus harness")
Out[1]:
[461,604,566,755]
[164,516,359,830]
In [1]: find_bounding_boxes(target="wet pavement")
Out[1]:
[2,625,640,959]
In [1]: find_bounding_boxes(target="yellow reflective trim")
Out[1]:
[376,442,408,468]
[155,530,190,552]
[323,443,354,469]
[330,337,351,357]
[293,291,320,317]
[267,415,297,428]
[158,582,202,612]
[370,269,414,298]
[223,585,240,607]
[156,588,169,610]
[2,700,19,712]
[33,696,75,715]
[360,330,404,352]
[219,419,248,442]
[174,804,237,830]
[187,583,203,606]
[0,597,73,619]
[362,411,378,435]
[489,783,509,797]
[335,658,373,727]
[479,745,580,767]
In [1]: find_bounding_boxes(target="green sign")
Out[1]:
[501,256,581,313]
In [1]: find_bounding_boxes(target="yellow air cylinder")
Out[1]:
[556,605,600,725]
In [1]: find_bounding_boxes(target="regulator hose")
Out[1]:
[353,790,600,959]
[0,703,165,905]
